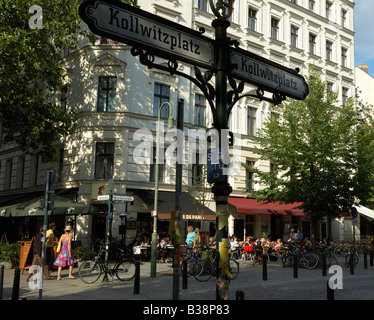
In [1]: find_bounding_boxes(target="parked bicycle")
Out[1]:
[345,246,359,267]
[282,244,319,269]
[193,249,239,282]
[78,248,136,284]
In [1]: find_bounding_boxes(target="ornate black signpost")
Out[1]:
[80,0,309,300]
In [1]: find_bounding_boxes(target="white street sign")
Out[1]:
[230,48,309,100]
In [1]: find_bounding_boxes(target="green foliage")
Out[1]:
[0,242,21,265]
[0,0,137,162]
[243,68,374,222]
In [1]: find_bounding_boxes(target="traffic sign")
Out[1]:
[79,0,214,69]
[229,47,309,100]
[207,148,228,183]
[351,207,358,219]
[97,195,134,202]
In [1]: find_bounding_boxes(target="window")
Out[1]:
[248,8,257,31]
[194,94,206,126]
[4,159,12,191]
[309,0,315,11]
[326,41,333,62]
[198,0,208,11]
[247,107,257,137]
[94,142,114,179]
[150,147,164,182]
[271,18,279,40]
[291,26,298,47]
[342,87,348,105]
[97,77,117,112]
[101,37,118,45]
[326,1,332,20]
[153,83,170,119]
[341,9,347,27]
[341,47,347,67]
[289,0,297,4]
[16,157,25,189]
[60,86,67,112]
[326,82,333,100]
[245,160,255,191]
[309,33,316,54]
[192,152,204,185]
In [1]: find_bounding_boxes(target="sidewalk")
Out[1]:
[1,257,374,300]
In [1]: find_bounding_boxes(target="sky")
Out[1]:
[354,0,374,77]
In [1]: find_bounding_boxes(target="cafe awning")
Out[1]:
[0,194,98,217]
[128,189,216,221]
[353,205,374,220]
[228,197,305,216]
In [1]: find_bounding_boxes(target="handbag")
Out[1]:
[56,237,62,253]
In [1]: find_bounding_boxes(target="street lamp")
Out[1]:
[151,101,174,277]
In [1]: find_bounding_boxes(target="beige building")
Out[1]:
[0,0,363,246]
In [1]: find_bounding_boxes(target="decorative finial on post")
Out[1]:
[209,0,235,19]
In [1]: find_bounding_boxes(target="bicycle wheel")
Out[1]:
[345,253,359,267]
[194,259,214,282]
[78,260,101,284]
[116,260,136,281]
[302,252,318,269]
[282,254,293,267]
[228,258,239,280]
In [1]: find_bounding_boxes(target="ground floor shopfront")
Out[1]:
[2,189,374,249]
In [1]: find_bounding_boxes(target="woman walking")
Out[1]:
[54,225,77,280]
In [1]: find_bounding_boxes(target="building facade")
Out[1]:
[0,0,361,246]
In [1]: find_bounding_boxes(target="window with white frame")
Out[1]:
[309,33,316,55]
[153,83,170,119]
[94,142,114,179]
[326,41,333,62]
[97,76,117,112]
[248,7,257,31]
[291,25,299,47]
[271,17,280,40]
[341,47,347,67]
[247,107,257,137]
[194,94,206,126]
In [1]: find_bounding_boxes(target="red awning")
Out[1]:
[228,197,305,216]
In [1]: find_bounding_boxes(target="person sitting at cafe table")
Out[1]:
[159,234,170,263]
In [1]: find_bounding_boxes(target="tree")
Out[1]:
[0,0,137,162]
[243,69,374,243]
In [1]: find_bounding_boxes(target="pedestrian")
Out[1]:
[54,225,77,280]
[46,222,58,275]
[185,225,195,246]
[26,226,54,281]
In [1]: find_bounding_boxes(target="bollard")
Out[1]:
[11,268,20,300]
[349,252,354,275]
[293,254,298,278]
[133,260,140,295]
[326,281,334,300]
[236,290,244,300]
[262,254,267,281]
[370,249,373,267]
[364,250,368,270]
[322,252,327,276]
[182,259,188,290]
[0,265,4,300]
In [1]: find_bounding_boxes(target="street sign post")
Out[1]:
[230,47,309,100]
[80,0,309,300]
[79,0,214,69]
